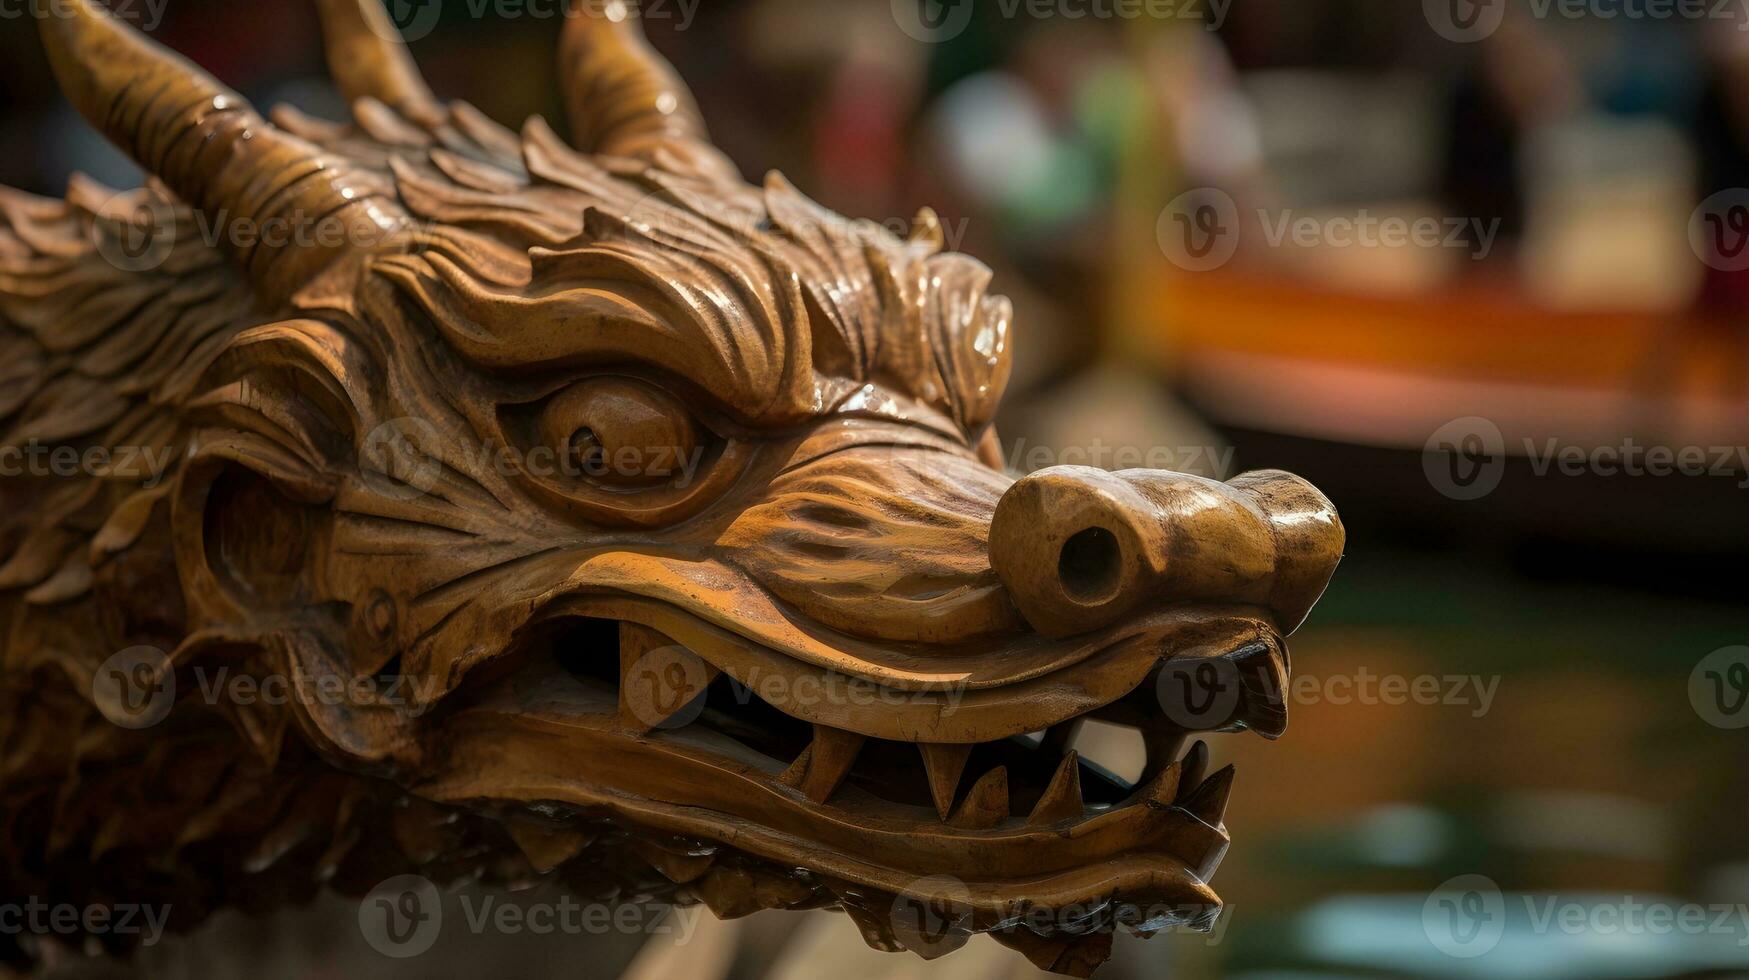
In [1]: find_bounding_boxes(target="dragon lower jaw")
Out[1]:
[409,610,1284,975]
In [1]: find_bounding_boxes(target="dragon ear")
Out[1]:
[37,0,410,304]
[314,0,445,124]
[558,0,739,180]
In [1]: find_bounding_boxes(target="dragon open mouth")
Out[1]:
[2,3,1348,976]
[417,604,1289,974]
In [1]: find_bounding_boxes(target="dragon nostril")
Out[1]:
[1057,527,1122,604]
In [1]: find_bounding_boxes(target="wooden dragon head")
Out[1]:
[0,1,1344,973]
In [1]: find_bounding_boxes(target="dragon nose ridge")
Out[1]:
[987,466,1344,638]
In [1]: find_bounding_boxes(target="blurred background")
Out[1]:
[6,0,1749,976]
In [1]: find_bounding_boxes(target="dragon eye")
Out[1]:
[536,378,701,487]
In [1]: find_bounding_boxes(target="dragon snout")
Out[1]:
[989,466,1345,638]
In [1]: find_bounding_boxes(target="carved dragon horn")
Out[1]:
[558,0,738,178]
[313,0,444,124]
[38,0,409,302]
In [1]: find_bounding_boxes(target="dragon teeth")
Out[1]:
[616,622,718,733]
[1178,739,1209,799]
[1140,727,1186,785]
[779,725,865,804]
[1133,759,1183,807]
[947,767,1008,829]
[630,838,716,884]
[1179,764,1236,826]
[1026,751,1084,826]
[503,816,594,873]
[917,743,972,820]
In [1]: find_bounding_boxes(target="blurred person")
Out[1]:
[1439,12,1582,256]
[1144,28,1266,207]
[810,3,928,218]
[1657,18,1749,399]
[919,19,1140,384]
[1693,21,1749,323]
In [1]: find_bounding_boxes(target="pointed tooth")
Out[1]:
[948,767,1008,830]
[785,726,865,804]
[1040,719,1083,758]
[618,622,718,733]
[1233,641,1290,739]
[687,864,815,919]
[1176,740,1209,801]
[918,743,973,820]
[777,745,813,788]
[1140,727,1186,784]
[990,928,1112,977]
[1027,751,1084,826]
[630,838,715,884]
[1180,764,1236,826]
[1132,759,1182,807]
[502,817,594,873]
